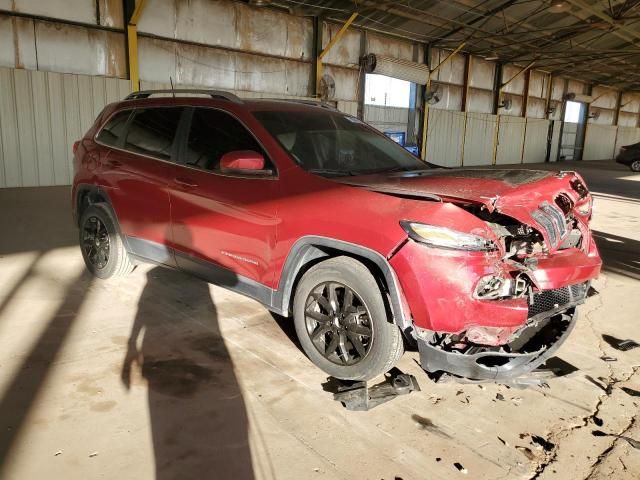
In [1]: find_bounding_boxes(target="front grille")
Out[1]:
[528,282,588,318]
[531,201,569,248]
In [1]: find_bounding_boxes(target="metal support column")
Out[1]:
[127,0,147,92]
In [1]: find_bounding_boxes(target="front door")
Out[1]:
[169,107,279,296]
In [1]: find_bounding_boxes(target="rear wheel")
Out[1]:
[292,256,403,381]
[79,204,133,279]
[630,160,640,172]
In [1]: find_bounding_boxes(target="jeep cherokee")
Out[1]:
[72,89,602,382]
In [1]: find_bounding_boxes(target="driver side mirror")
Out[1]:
[220,150,271,175]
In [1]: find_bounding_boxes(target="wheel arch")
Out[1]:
[274,236,412,334]
[74,183,112,226]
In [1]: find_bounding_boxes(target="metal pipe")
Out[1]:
[316,12,358,96]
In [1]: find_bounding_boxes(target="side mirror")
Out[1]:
[219,150,267,174]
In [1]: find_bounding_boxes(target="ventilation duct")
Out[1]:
[361,54,430,85]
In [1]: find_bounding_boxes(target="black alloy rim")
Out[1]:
[82,216,110,269]
[304,282,374,366]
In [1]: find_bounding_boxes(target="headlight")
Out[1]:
[400,221,497,251]
[575,196,593,217]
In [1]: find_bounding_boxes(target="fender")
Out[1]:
[273,236,412,333]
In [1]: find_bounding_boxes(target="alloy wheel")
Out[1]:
[304,282,374,366]
[631,160,640,172]
[82,216,110,269]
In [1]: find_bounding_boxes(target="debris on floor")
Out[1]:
[602,335,640,352]
[325,368,420,411]
[453,462,467,474]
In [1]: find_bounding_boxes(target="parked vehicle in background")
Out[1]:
[72,89,602,383]
[616,142,640,172]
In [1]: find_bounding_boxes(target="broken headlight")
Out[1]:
[574,196,593,217]
[400,221,497,251]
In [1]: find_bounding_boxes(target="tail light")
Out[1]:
[73,140,80,154]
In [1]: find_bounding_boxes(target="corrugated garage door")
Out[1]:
[0,67,130,188]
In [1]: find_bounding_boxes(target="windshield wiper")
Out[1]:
[307,168,355,177]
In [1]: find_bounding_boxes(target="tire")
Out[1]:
[630,160,640,172]
[79,203,134,279]
[292,256,404,381]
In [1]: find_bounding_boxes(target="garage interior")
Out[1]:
[0,0,639,479]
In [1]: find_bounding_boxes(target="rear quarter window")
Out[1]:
[123,107,184,161]
[96,110,132,147]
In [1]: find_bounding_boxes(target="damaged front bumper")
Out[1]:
[416,283,590,381]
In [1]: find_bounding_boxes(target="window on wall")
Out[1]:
[364,74,411,108]
[564,101,583,123]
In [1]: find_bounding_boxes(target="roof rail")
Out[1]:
[125,89,243,104]
[264,98,339,111]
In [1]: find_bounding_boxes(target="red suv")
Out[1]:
[72,89,602,382]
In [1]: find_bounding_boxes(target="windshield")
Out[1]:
[253,109,428,176]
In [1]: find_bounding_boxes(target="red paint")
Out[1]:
[72,97,602,339]
[219,150,265,172]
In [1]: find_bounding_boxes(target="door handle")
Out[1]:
[174,177,198,188]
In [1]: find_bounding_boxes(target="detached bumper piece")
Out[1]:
[418,282,590,383]
[326,368,421,411]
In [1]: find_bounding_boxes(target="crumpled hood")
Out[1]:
[333,168,570,212]
[333,168,591,251]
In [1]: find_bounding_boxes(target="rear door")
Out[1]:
[96,106,186,265]
[169,107,279,293]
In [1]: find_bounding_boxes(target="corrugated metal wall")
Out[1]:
[425,109,464,167]
[495,117,526,165]
[0,67,130,187]
[583,125,618,161]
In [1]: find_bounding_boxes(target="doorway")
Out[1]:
[559,100,587,161]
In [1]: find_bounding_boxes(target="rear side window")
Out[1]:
[96,110,131,147]
[184,108,268,171]
[123,107,184,161]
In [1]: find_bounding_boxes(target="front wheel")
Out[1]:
[630,160,640,172]
[292,256,404,381]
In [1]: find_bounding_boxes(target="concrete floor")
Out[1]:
[0,160,638,480]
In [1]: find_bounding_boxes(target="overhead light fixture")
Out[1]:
[485,51,500,61]
[549,1,570,13]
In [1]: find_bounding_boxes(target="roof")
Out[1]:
[273,0,640,90]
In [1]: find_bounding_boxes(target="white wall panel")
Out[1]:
[583,124,617,160]
[425,109,465,167]
[0,67,130,188]
[614,127,640,157]
[522,119,550,164]
[462,113,497,166]
[495,116,525,165]
[0,0,96,24]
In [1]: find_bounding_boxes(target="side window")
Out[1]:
[123,107,184,161]
[184,108,269,171]
[96,110,131,147]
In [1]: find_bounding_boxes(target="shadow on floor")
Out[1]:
[592,230,640,280]
[121,266,254,480]
[0,271,94,470]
